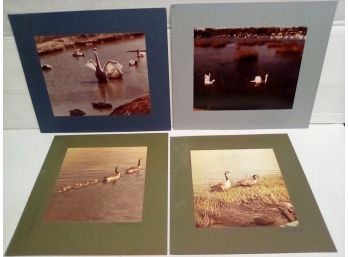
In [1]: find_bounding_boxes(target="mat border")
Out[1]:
[170,134,336,254]
[9,8,171,132]
[171,1,337,129]
[6,133,168,255]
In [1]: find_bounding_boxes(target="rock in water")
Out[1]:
[69,108,86,116]
[41,64,52,71]
[92,102,113,110]
[109,95,150,115]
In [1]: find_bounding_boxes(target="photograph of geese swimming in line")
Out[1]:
[44,147,147,223]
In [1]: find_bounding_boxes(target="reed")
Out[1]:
[235,47,258,61]
[194,37,230,48]
[194,175,292,227]
[194,38,212,47]
[275,43,304,55]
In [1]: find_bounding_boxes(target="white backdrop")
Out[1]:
[3,0,345,129]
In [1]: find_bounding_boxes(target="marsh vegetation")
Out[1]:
[194,27,307,110]
[194,175,297,228]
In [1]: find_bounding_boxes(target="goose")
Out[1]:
[82,181,90,187]
[126,158,142,174]
[235,174,259,187]
[69,108,86,117]
[64,185,72,191]
[204,73,215,86]
[88,178,98,184]
[210,171,231,192]
[73,182,83,189]
[250,74,268,87]
[56,185,71,193]
[85,49,123,82]
[103,166,121,183]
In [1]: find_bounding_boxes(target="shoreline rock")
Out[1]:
[109,95,151,116]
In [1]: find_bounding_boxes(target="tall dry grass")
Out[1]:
[235,47,258,61]
[194,175,292,227]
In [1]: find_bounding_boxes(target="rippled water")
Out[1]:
[194,39,304,110]
[44,147,147,223]
[38,36,150,116]
[191,149,282,194]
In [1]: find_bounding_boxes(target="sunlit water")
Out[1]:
[191,149,283,194]
[38,36,150,116]
[44,147,147,223]
[194,39,305,110]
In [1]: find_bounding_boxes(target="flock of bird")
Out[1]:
[209,171,259,192]
[55,158,143,193]
[204,73,269,87]
[41,47,146,83]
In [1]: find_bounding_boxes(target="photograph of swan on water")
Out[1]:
[44,146,147,223]
[34,32,151,117]
[193,26,307,110]
[190,148,298,228]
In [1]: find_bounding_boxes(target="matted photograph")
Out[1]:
[9,8,170,132]
[191,149,297,228]
[194,27,307,110]
[171,1,338,129]
[170,134,336,254]
[45,147,147,223]
[5,134,168,255]
[35,33,151,117]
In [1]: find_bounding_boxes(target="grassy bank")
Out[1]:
[194,175,296,227]
[35,33,144,55]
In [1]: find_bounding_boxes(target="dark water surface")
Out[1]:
[39,36,150,116]
[194,39,305,110]
[44,147,147,223]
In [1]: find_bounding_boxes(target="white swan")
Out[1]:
[126,158,142,174]
[210,171,231,192]
[85,49,123,82]
[250,74,268,86]
[129,59,139,66]
[204,73,215,86]
[72,48,84,57]
[136,49,146,57]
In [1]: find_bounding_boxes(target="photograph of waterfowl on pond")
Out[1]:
[194,26,307,110]
[190,148,298,228]
[34,33,151,117]
[44,146,147,222]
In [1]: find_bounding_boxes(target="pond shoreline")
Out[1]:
[36,33,144,55]
[109,95,151,116]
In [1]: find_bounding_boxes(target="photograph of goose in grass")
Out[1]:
[194,26,307,110]
[44,146,147,223]
[191,148,298,228]
[34,32,151,117]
